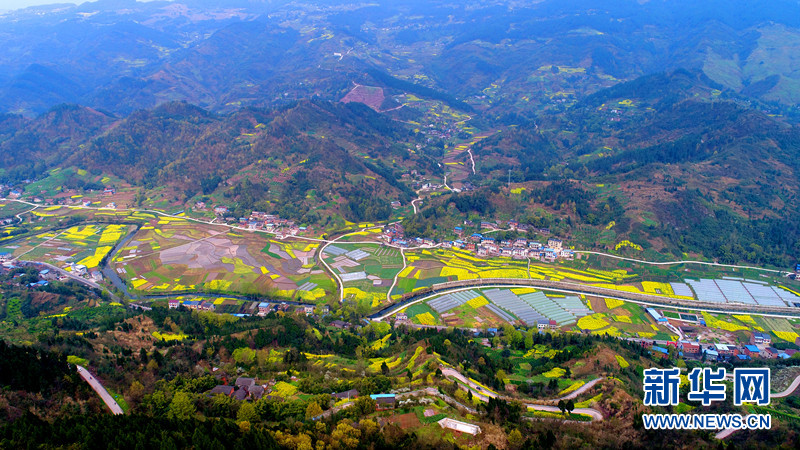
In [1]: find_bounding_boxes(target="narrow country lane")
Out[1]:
[77,365,124,415]
[716,373,800,439]
[441,367,604,421]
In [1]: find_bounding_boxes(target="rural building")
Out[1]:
[752,331,772,344]
[743,345,760,357]
[646,308,667,323]
[249,385,265,400]
[199,301,215,311]
[332,389,359,400]
[370,394,396,410]
[737,354,751,361]
[208,385,235,397]
[437,418,481,436]
[71,264,88,276]
[330,320,350,329]
[650,346,669,358]
[703,349,719,360]
[679,341,700,355]
[235,377,256,390]
[168,299,179,309]
[714,344,735,355]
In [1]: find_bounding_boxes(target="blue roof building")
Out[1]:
[651,346,669,355]
[744,345,759,353]
[370,394,396,400]
[737,354,751,360]
[646,308,668,323]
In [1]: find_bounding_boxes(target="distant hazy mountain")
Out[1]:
[2,0,800,115]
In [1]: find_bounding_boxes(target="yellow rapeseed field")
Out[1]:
[605,298,625,309]
[577,314,610,330]
[466,296,489,308]
[701,312,749,332]
[542,367,566,378]
[732,314,757,325]
[415,312,437,326]
[774,331,800,343]
[559,381,585,395]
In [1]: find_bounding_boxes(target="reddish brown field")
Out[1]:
[384,412,421,430]
[341,85,385,111]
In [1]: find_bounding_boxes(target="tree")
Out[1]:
[238,401,258,423]
[305,401,323,421]
[380,361,389,375]
[508,429,523,446]
[352,397,376,417]
[565,399,575,415]
[557,399,566,415]
[330,421,361,449]
[496,369,508,383]
[168,392,195,420]
[128,381,145,406]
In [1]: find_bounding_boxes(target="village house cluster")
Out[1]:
[380,222,574,262]
[643,308,793,362]
[642,333,795,362]
[197,203,308,237]
[3,184,118,209]
[168,298,331,320]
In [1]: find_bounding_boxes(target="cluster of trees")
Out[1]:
[0,340,75,393]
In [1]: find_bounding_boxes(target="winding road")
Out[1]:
[76,365,123,415]
[574,251,786,275]
[716,373,800,440]
[441,367,604,421]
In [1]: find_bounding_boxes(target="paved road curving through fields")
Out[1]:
[441,367,604,421]
[716,373,800,440]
